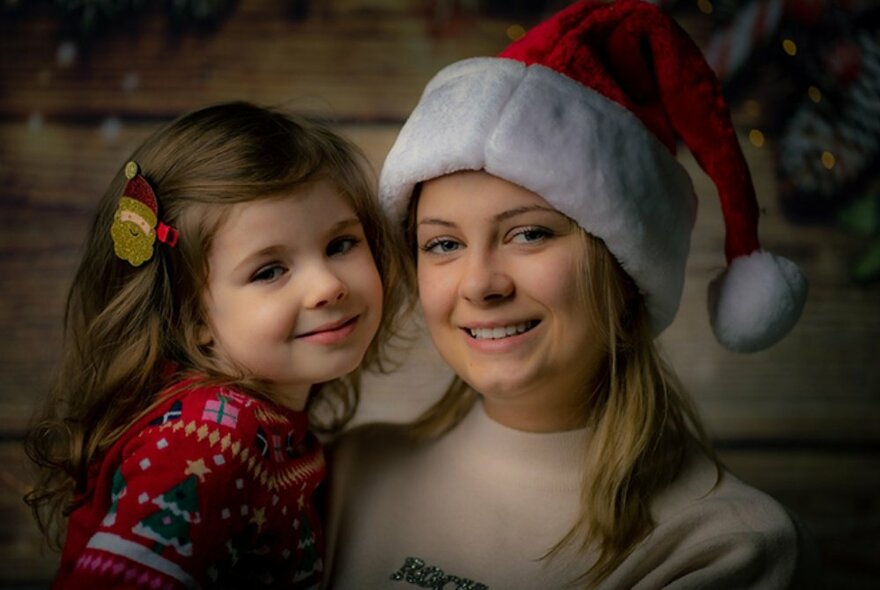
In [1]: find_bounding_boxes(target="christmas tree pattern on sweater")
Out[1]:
[53,379,326,590]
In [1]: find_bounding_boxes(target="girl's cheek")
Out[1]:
[353,250,383,300]
[255,299,298,337]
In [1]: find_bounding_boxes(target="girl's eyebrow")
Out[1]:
[330,217,363,232]
[232,216,363,274]
[417,205,561,228]
[233,244,285,274]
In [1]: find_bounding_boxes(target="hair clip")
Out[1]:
[110,161,179,267]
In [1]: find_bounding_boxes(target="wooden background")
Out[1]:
[1,1,878,587]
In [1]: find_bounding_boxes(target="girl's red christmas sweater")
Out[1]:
[53,378,326,589]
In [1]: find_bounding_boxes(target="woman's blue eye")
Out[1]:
[328,236,361,256]
[511,227,552,244]
[422,238,461,254]
[252,265,285,283]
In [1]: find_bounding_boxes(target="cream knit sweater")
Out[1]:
[325,402,810,589]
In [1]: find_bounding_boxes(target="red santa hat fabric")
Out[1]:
[379,0,807,352]
[121,161,179,247]
[123,174,159,217]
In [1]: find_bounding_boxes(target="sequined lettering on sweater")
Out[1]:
[390,557,489,590]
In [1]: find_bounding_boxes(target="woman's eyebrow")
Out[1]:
[493,205,563,223]
[417,205,562,228]
[417,217,457,228]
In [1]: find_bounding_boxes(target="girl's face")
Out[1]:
[201,180,383,411]
[416,171,602,432]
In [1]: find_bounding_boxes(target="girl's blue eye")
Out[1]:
[251,265,286,283]
[421,238,461,254]
[327,236,361,257]
[510,227,552,244]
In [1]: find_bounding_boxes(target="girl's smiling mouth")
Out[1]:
[296,315,360,344]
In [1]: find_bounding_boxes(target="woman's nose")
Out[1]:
[459,250,514,304]
[305,264,347,309]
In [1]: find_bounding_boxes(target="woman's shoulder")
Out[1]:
[636,448,817,589]
[654,448,796,535]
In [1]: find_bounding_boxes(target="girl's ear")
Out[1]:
[197,322,213,346]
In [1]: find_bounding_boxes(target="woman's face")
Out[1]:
[415,170,603,431]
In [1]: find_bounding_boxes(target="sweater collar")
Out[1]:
[447,400,589,491]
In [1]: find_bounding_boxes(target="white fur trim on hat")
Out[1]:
[708,251,808,352]
[380,57,697,334]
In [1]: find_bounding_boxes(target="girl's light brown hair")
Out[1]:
[25,101,405,547]
[402,187,716,586]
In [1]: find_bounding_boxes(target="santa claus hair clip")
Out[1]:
[110,161,179,267]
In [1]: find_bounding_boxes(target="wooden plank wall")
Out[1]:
[1,1,878,586]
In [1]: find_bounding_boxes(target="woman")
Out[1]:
[326,1,812,588]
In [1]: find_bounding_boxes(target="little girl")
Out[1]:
[24,102,402,589]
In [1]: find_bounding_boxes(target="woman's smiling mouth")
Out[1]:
[465,320,539,340]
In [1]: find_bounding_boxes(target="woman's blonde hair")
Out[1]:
[25,101,405,547]
[403,190,716,585]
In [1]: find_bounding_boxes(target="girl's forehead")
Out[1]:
[219,182,352,226]
[211,186,357,253]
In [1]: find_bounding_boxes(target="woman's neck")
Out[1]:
[481,393,589,433]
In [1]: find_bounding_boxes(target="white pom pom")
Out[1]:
[707,251,808,353]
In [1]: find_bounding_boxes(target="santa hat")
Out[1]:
[122,161,179,247]
[379,0,807,352]
[123,165,158,218]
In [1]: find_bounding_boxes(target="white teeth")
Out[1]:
[468,322,533,340]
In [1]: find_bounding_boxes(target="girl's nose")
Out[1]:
[305,265,347,309]
[459,250,514,305]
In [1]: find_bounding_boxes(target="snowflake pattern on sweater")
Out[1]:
[53,378,326,590]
